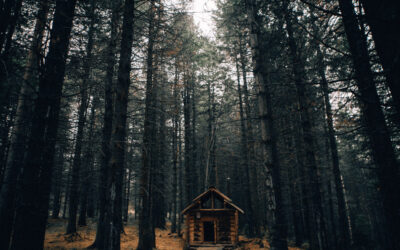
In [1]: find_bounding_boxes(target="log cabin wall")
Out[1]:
[187,210,238,245]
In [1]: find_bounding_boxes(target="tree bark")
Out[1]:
[177,115,183,236]
[91,0,121,248]
[51,148,64,219]
[0,0,22,123]
[62,161,72,219]
[359,0,400,123]
[101,0,135,248]
[153,60,166,229]
[183,69,193,203]
[10,0,77,249]
[338,0,400,248]
[235,55,256,237]
[238,35,260,235]
[245,0,288,248]
[191,70,199,196]
[171,62,179,234]
[66,86,88,233]
[138,1,157,248]
[284,7,328,249]
[0,1,49,248]
[205,72,216,188]
[123,163,131,223]
[66,1,95,233]
[78,95,98,226]
[0,0,23,170]
[318,49,352,250]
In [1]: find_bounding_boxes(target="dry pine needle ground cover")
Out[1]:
[44,219,301,250]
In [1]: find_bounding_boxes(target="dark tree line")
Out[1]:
[216,0,399,249]
[0,0,399,250]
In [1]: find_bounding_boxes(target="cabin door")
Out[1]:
[203,221,215,242]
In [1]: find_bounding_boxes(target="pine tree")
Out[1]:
[10,0,77,248]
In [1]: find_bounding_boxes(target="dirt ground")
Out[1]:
[44,218,183,250]
[44,218,301,250]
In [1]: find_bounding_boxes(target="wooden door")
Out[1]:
[203,221,215,242]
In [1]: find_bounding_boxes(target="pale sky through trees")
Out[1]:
[191,0,217,37]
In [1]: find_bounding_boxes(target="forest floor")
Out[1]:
[44,218,301,250]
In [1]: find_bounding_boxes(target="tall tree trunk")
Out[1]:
[123,134,134,224]
[205,73,216,188]
[0,0,22,117]
[0,1,49,248]
[288,153,306,246]
[177,115,183,236]
[183,69,192,203]
[235,55,256,237]
[10,0,77,249]
[284,7,328,249]
[359,0,400,123]
[153,61,166,229]
[191,70,198,196]
[101,0,135,248]
[338,0,400,248]
[150,53,161,228]
[0,0,22,123]
[62,162,72,219]
[91,0,121,248]
[0,102,16,187]
[52,144,65,219]
[238,35,260,235]
[138,1,157,248]
[0,0,22,174]
[283,116,306,246]
[123,163,131,223]
[171,63,179,234]
[291,113,313,245]
[78,95,98,226]
[245,0,288,248]
[66,88,88,233]
[66,1,95,233]
[318,49,352,250]
[133,171,139,220]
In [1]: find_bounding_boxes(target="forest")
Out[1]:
[0,0,399,249]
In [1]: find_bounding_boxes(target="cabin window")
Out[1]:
[201,198,212,208]
[203,221,215,242]
[214,197,224,208]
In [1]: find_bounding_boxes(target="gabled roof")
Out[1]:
[181,186,244,214]
[192,186,232,203]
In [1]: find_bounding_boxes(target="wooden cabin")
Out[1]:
[181,186,244,248]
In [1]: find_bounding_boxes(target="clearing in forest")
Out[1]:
[44,218,301,249]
